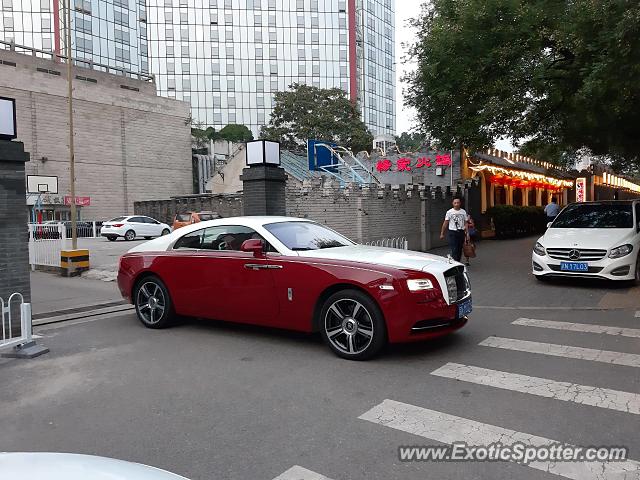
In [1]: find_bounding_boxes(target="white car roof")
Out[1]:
[0,453,190,480]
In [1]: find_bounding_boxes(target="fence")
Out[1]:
[0,293,33,351]
[28,223,67,269]
[365,236,409,250]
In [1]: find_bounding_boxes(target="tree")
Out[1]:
[395,131,427,152]
[405,0,640,173]
[260,83,373,153]
[217,124,254,143]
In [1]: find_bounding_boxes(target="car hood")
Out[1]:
[542,228,636,249]
[0,453,190,480]
[296,245,461,273]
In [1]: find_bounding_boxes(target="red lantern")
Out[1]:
[520,180,530,188]
[512,178,522,188]
[492,174,504,185]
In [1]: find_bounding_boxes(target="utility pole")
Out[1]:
[65,0,77,249]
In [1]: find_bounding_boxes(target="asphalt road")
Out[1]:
[3,237,639,480]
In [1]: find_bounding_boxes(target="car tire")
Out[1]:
[133,276,175,329]
[161,228,170,236]
[319,289,387,360]
[106,236,117,242]
[124,230,136,241]
[633,256,640,286]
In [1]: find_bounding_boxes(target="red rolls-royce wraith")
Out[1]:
[117,216,471,360]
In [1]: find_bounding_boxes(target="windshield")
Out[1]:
[175,214,191,222]
[108,217,127,222]
[264,221,354,250]
[551,204,633,228]
[197,213,217,221]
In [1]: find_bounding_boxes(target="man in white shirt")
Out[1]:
[544,197,560,221]
[440,197,469,262]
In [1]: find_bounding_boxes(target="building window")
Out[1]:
[166,45,174,56]
[211,45,218,57]
[183,79,190,90]
[115,47,130,62]
[227,79,235,91]
[182,62,190,73]
[312,48,319,60]
[256,80,263,91]
[268,13,275,26]
[228,96,236,107]
[76,36,92,53]
[298,63,305,75]
[225,12,232,24]
[269,47,276,59]
[165,27,173,39]
[167,61,175,72]
[257,96,264,107]
[311,32,319,44]
[212,79,220,90]
[181,44,189,56]
[255,47,262,58]
[41,17,51,32]
[269,30,276,42]
[180,12,188,23]
[113,0,127,7]
[40,0,50,11]
[311,14,318,27]
[212,62,220,74]
[226,45,234,57]
[227,62,234,74]
[270,62,277,74]
[312,63,320,75]
[74,0,91,14]
[115,29,129,44]
[167,78,176,90]
[114,10,128,26]
[181,28,188,40]
[296,0,304,10]
[297,31,304,43]
[256,63,263,74]
[254,29,262,42]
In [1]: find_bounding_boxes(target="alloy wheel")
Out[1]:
[125,230,135,241]
[136,281,166,325]
[324,298,374,355]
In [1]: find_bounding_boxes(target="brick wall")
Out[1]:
[134,194,244,225]
[134,177,482,252]
[0,48,192,221]
[0,142,31,311]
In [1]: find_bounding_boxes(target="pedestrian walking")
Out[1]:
[463,215,478,266]
[544,197,560,223]
[440,197,469,262]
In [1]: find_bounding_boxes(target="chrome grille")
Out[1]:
[444,266,471,303]
[546,248,607,261]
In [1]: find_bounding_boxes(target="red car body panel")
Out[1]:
[118,249,468,343]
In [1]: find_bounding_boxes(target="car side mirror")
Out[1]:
[546,222,553,228]
[241,239,265,257]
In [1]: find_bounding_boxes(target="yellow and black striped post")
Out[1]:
[60,249,90,277]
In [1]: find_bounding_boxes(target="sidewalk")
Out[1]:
[30,271,124,315]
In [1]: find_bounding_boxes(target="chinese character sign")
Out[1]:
[575,178,586,202]
[374,152,454,174]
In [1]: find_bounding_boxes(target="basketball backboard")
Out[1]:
[27,175,58,194]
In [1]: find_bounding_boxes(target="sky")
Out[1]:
[394,0,513,151]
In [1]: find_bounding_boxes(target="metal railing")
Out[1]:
[28,223,67,268]
[365,236,409,250]
[1,293,33,351]
[0,39,155,82]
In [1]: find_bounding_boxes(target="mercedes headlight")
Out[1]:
[609,244,633,259]
[533,242,546,256]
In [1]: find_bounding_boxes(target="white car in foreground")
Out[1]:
[101,215,171,241]
[0,452,189,480]
[532,200,640,283]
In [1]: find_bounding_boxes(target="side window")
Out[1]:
[129,216,144,223]
[143,217,158,224]
[200,225,275,252]
[173,229,204,249]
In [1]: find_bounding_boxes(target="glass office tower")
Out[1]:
[0,0,148,74]
[147,0,395,137]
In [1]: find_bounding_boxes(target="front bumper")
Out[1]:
[532,251,637,281]
[384,292,470,343]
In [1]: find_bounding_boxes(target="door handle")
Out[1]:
[244,264,283,270]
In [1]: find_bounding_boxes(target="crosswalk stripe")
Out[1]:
[479,336,640,368]
[431,362,640,415]
[513,317,640,338]
[359,399,640,480]
[272,466,333,480]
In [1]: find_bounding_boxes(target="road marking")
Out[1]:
[479,337,640,368]
[636,311,640,318]
[513,317,640,338]
[431,362,640,415]
[272,466,333,480]
[359,399,640,480]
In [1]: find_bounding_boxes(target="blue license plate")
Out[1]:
[560,262,588,272]
[457,298,472,318]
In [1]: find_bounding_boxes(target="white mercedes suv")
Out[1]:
[532,200,640,283]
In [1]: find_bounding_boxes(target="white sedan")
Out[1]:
[0,452,189,479]
[532,200,640,283]
[101,215,171,241]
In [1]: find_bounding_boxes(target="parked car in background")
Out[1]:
[0,452,190,480]
[532,200,640,283]
[172,211,221,230]
[118,216,471,360]
[101,215,171,241]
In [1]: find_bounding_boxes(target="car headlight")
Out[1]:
[609,244,633,259]
[533,242,546,256]
[407,279,435,291]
